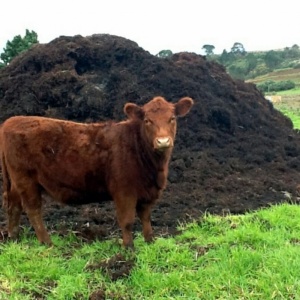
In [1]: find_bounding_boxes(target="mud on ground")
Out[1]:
[0,34,300,244]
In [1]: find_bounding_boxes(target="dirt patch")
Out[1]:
[89,289,127,300]
[0,34,300,243]
[87,253,135,300]
[86,253,135,281]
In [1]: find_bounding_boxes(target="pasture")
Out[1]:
[273,91,300,129]
[250,65,300,129]
[1,203,300,299]
[248,68,300,87]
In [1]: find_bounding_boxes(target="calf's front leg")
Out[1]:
[114,195,137,249]
[136,202,154,243]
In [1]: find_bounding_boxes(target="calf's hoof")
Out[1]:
[123,241,134,251]
[144,235,155,244]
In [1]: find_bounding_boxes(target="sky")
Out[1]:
[1,0,300,56]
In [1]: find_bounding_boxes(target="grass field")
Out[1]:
[247,68,300,86]
[1,203,300,299]
[250,67,300,128]
[277,105,300,129]
[273,91,300,129]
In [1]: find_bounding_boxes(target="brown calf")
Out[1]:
[0,96,194,248]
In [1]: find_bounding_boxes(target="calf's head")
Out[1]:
[124,96,194,151]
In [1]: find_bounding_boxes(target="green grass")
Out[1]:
[276,87,300,96]
[277,105,300,129]
[246,66,300,129]
[280,109,300,129]
[1,203,300,299]
[274,101,300,129]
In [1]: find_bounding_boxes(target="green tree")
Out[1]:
[283,44,300,59]
[218,49,235,65]
[227,60,248,79]
[0,29,38,66]
[231,42,246,56]
[202,44,215,56]
[218,49,228,64]
[156,49,173,58]
[245,53,258,72]
[264,50,281,69]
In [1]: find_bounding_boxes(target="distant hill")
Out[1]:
[209,44,300,84]
[246,68,300,88]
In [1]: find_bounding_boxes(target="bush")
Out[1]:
[257,80,295,93]
[293,62,300,69]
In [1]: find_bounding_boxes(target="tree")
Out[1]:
[202,44,215,56]
[245,53,258,72]
[283,44,300,59]
[218,49,235,65]
[218,49,229,64]
[0,29,38,66]
[156,50,173,58]
[227,60,248,79]
[230,42,246,55]
[264,50,281,69]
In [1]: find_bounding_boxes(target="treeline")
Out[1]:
[212,43,300,81]
[1,32,299,94]
[159,42,300,81]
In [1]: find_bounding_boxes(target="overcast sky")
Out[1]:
[1,0,299,56]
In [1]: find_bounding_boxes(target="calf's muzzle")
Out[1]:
[155,137,173,149]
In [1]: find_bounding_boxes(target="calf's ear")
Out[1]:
[124,103,144,120]
[175,97,194,117]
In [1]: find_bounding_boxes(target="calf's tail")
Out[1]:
[0,125,11,209]
[1,153,11,210]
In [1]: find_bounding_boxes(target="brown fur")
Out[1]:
[0,96,193,247]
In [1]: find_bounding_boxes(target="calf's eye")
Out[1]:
[169,116,176,123]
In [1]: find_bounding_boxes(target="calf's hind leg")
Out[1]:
[18,181,52,245]
[4,188,23,239]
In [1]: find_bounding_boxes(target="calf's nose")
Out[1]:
[156,137,171,148]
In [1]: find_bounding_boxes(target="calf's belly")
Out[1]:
[45,188,112,205]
